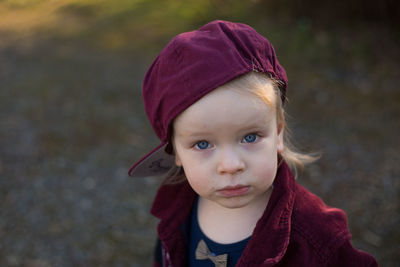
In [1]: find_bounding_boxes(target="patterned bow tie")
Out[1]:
[195,239,228,267]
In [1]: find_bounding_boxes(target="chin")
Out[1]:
[216,197,253,209]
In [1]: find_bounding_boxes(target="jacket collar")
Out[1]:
[239,161,296,265]
[151,161,296,266]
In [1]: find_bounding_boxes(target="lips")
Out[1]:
[217,185,250,197]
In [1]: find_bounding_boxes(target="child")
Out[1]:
[128,20,378,267]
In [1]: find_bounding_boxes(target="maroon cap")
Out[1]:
[129,20,288,177]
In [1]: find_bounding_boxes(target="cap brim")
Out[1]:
[128,143,175,178]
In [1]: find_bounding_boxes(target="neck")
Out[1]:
[197,187,272,244]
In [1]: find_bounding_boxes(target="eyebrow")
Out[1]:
[176,116,274,138]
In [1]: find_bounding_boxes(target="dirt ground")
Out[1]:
[0,2,399,266]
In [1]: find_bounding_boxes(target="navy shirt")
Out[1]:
[189,198,250,267]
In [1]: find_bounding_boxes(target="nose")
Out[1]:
[216,146,245,175]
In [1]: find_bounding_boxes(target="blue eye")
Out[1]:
[195,141,210,150]
[243,134,258,143]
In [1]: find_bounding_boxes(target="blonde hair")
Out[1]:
[222,71,319,178]
[163,71,319,183]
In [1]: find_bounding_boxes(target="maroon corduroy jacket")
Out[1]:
[150,161,378,266]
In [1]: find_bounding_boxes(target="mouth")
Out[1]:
[217,185,250,197]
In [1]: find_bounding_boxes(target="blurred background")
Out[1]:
[0,0,399,266]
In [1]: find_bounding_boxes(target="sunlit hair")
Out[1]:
[220,71,319,178]
[163,71,319,184]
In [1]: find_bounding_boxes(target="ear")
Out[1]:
[173,144,182,167]
[171,138,182,166]
[175,154,182,166]
[277,122,284,153]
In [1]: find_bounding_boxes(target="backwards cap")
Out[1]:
[129,20,288,177]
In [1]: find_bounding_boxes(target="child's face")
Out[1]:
[173,84,284,209]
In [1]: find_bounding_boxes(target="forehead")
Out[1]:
[173,86,277,135]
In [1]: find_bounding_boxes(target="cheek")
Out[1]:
[254,156,277,176]
[181,162,213,194]
[248,148,278,184]
[184,171,212,196]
